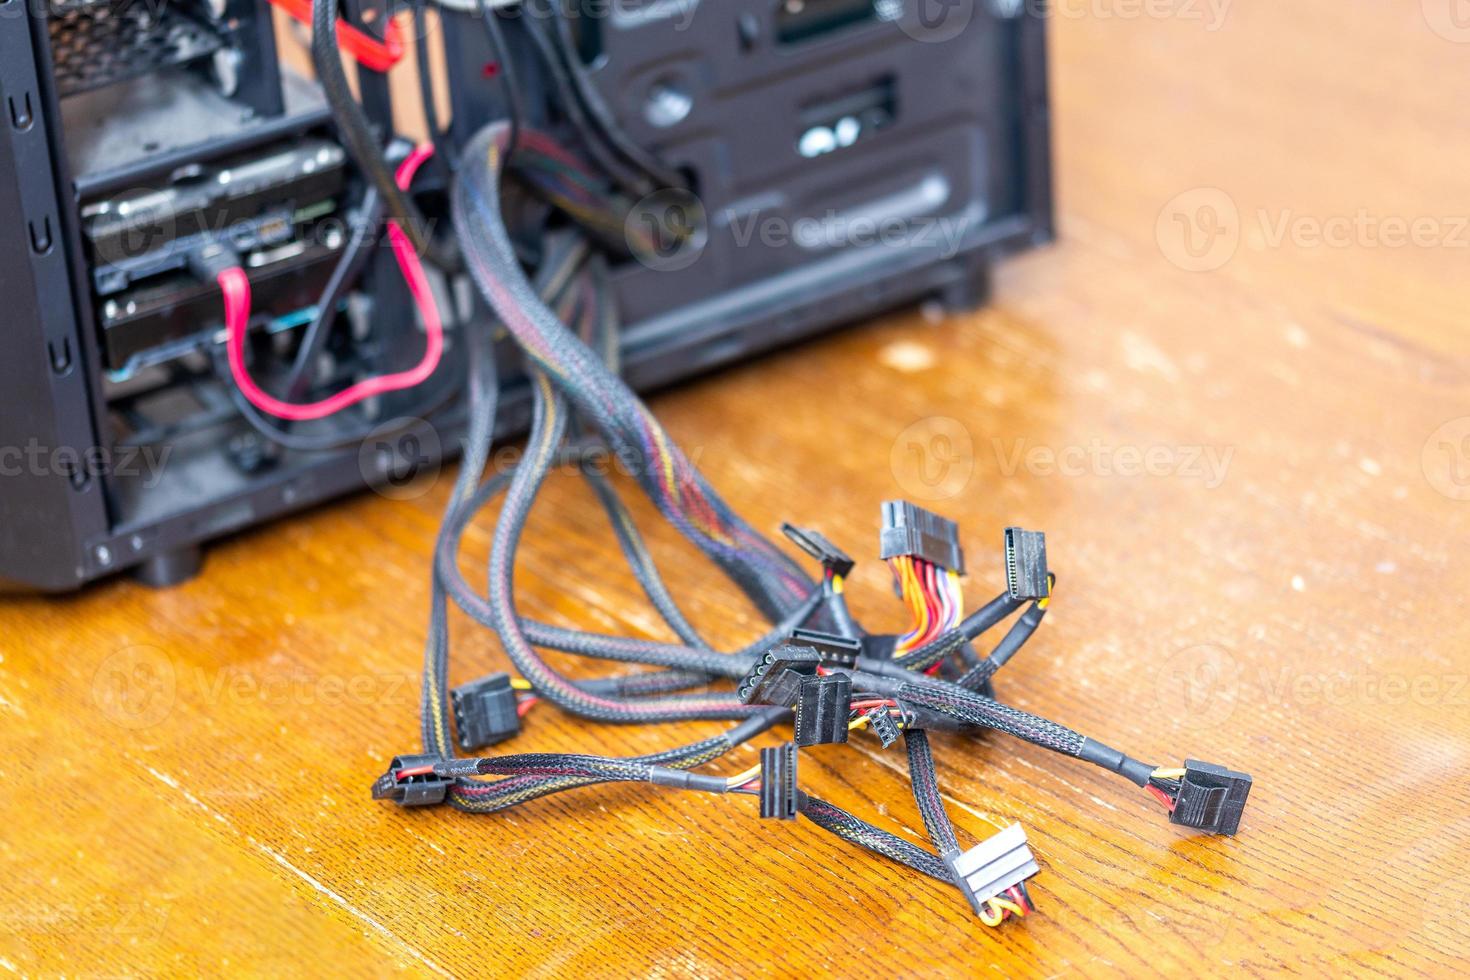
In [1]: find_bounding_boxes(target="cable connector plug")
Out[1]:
[187,242,243,284]
[738,643,821,705]
[371,754,452,807]
[1168,760,1252,835]
[789,627,861,668]
[794,673,852,746]
[880,500,965,574]
[945,824,1040,917]
[781,522,855,578]
[1003,527,1050,600]
[451,673,520,752]
[759,743,798,819]
[865,706,901,748]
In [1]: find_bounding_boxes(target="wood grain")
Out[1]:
[4,3,1469,975]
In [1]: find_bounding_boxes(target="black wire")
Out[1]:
[282,189,384,400]
[545,1,685,191]
[477,0,524,162]
[519,11,651,197]
[905,729,961,857]
[310,0,453,267]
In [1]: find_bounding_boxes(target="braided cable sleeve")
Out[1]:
[517,593,822,677]
[905,730,961,856]
[472,754,653,780]
[419,318,504,759]
[897,683,1087,757]
[474,365,765,721]
[896,593,1024,671]
[452,125,814,621]
[430,418,824,680]
[417,240,587,760]
[448,733,738,813]
[798,797,953,884]
[581,460,711,650]
[956,603,1049,690]
[579,670,717,698]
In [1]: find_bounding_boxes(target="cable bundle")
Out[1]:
[206,0,1252,923]
[363,121,1253,923]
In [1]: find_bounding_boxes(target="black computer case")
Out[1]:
[0,0,1051,591]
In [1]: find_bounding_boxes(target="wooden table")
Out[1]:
[5,3,1468,975]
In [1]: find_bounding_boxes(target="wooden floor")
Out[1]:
[5,3,1469,976]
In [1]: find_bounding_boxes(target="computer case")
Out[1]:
[0,0,1051,591]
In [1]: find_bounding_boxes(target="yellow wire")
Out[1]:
[1038,572,1058,609]
[894,557,932,655]
[990,896,1025,916]
[510,679,534,692]
[979,903,1005,927]
[1152,767,1187,780]
[724,764,762,790]
[849,716,870,731]
[830,574,845,594]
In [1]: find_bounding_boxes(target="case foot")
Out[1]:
[133,547,204,588]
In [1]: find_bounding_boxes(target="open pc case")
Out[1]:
[0,0,1051,591]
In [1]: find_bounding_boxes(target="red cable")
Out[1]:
[268,0,406,72]
[1146,784,1177,811]
[221,144,444,423]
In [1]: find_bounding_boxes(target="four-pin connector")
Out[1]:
[451,673,521,752]
[789,627,861,668]
[865,706,901,748]
[945,824,1040,918]
[1168,760,1253,835]
[1003,527,1050,600]
[880,500,965,574]
[759,743,799,819]
[738,644,822,706]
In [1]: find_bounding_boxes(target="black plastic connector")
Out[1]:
[880,500,965,574]
[186,242,243,282]
[759,743,798,820]
[1168,760,1252,835]
[1003,527,1049,600]
[781,522,856,578]
[738,644,821,705]
[794,673,852,746]
[451,673,520,752]
[371,754,452,807]
[789,627,861,668]
[866,706,900,748]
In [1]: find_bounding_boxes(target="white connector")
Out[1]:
[945,824,1039,913]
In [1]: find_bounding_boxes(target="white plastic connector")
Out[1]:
[947,824,1039,909]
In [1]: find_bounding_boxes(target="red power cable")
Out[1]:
[220,144,444,423]
[268,0,406,73]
